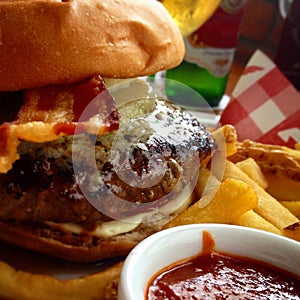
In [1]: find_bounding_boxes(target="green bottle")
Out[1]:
[165,0,245,108]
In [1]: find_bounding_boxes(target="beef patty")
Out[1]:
[0,99,215,225]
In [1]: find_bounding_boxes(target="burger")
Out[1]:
[0,0,216,297]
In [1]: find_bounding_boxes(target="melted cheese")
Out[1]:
[106,77,152,107]
[46,184,194,238]
[95,184,194,238]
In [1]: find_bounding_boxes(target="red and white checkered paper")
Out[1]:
[220,50,300,148]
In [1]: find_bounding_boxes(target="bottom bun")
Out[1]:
[0,215,169,263]
[0,214,172,299]
[0,220,134,263]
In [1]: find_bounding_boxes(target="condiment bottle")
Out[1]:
[165,0,245,108]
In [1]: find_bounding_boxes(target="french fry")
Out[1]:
[283,222,300,242]
[232,210,282,235]
[164,178,258,229]
[229,139,300,202]
[236,158,268,189]
[194,167,221,199]
[223,159,299,230]
[264,172,300,202]
[211,124,237,158]
[280,201,300,218]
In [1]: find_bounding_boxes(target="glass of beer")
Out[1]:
[159,0,221,36]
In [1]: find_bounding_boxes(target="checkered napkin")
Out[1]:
[220,50,300,148]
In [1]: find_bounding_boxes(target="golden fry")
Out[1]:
[211,124,237,158]
[236,158,268,189]
[164,178,258,229]
[283,222,300,242]
[228,139,300,202]
[232,210,282,235]
[223,160,299,230]
[280,201,300,218]
[264,172,300,202]
[194,167,221,199]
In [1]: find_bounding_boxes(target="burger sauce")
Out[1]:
[146,231,300,299]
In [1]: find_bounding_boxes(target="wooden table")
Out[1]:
[225,61,244,96]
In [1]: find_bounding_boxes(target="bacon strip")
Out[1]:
[0,75,119,173]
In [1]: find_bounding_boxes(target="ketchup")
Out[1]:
[146,231,300,299]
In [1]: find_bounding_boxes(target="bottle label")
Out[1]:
[184,38,235,78]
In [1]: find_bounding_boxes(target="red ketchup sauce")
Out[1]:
[146,231,300,299]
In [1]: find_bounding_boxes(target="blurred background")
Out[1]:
[237,0,286,64]
[227,0,298,94]
[158,0,299,110]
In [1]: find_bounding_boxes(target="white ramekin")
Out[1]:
[118,223,300,300]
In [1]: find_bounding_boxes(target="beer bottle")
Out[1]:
[158,0,221,37]
[165,0,245,108]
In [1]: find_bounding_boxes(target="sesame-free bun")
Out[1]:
[0,217,169,263]
[0,0,184,91]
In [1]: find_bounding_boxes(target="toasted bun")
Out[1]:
[0,0,184,91]
[229,139,300,201]
[0,221,133,263]
[0,216,170,299]
[0,214,170,262]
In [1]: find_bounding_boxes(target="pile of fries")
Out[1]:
[164,125,300,243]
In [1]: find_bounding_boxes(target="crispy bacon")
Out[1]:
[0,75,119,173]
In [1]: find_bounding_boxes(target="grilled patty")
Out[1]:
[0,99,215,224]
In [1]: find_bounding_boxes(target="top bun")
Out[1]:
[0,0,185,91]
